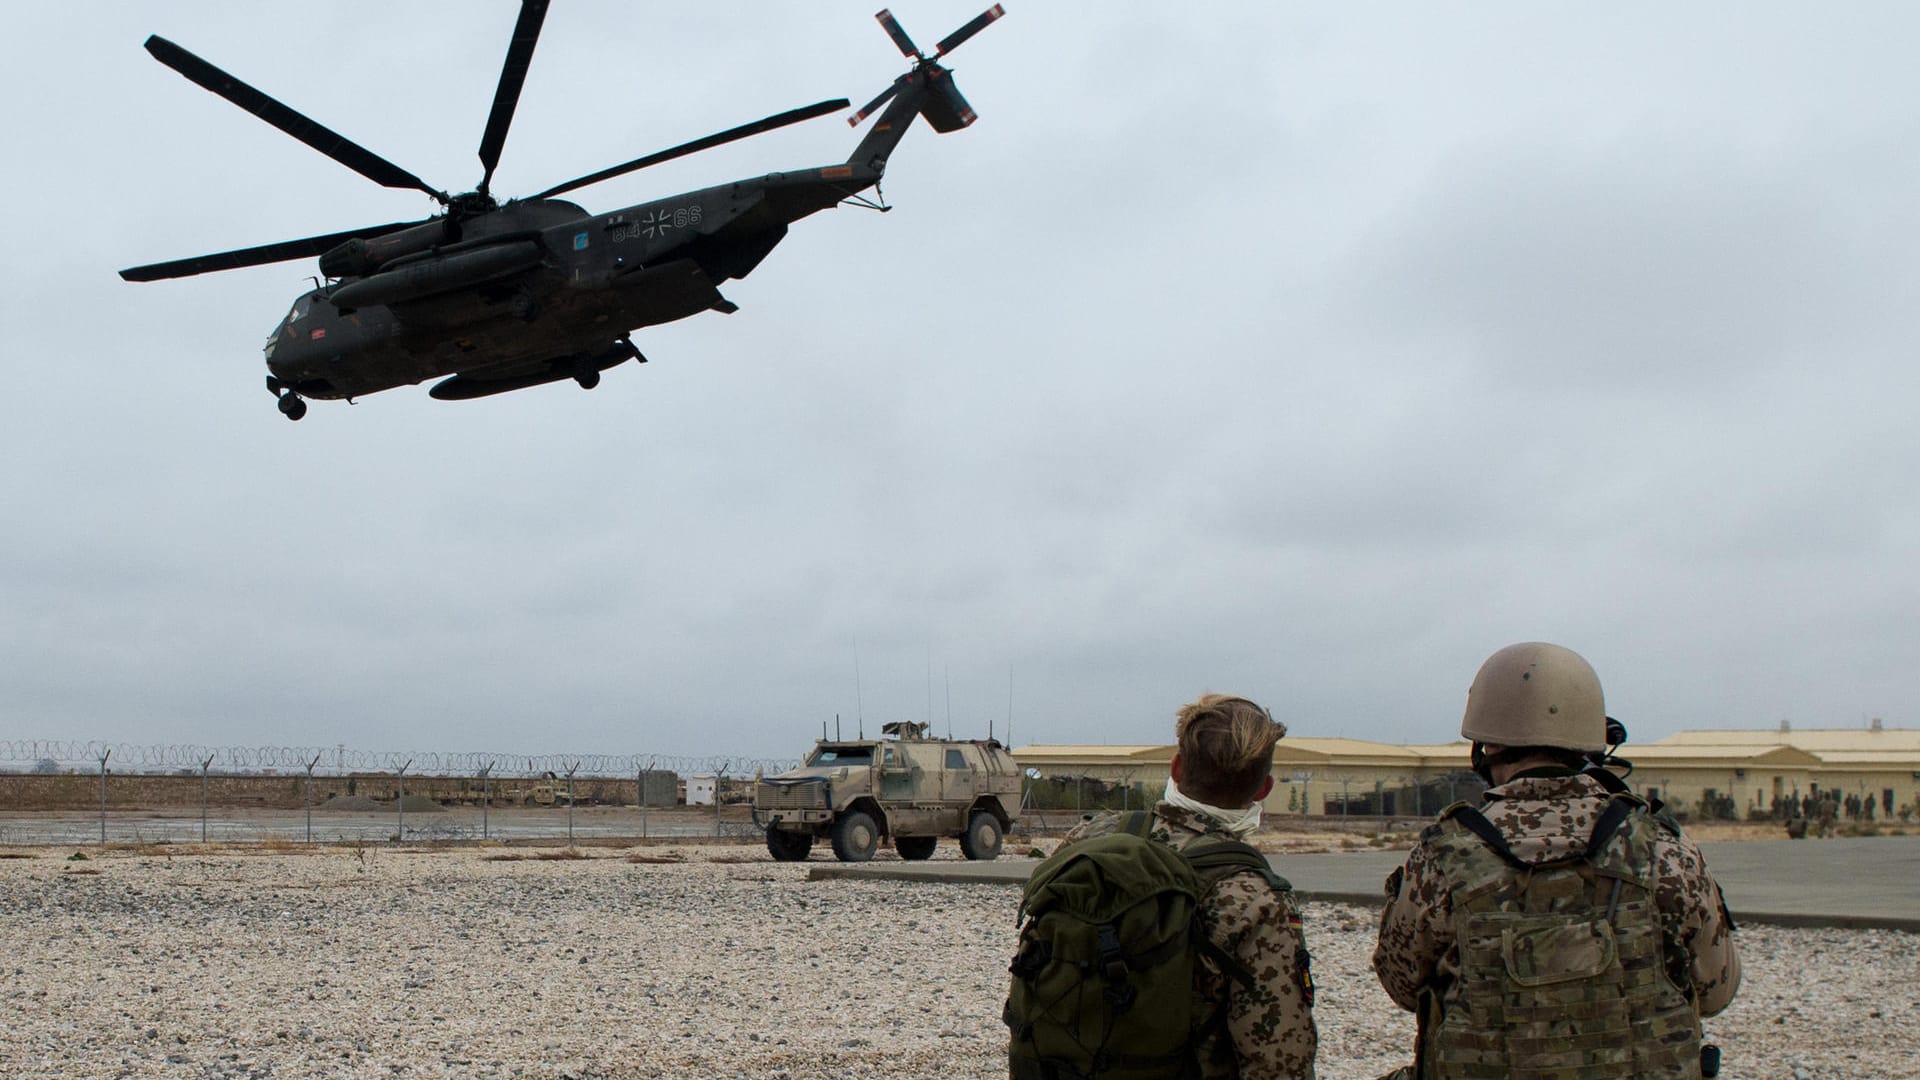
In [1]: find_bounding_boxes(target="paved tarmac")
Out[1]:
[809,835,1920,931]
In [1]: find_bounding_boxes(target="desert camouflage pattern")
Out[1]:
[1066,803,1318,1079]
[1372,772,1740,1079]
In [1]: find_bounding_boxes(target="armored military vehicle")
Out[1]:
[753,721,1021,862]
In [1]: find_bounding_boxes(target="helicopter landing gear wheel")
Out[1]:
[574,368,600,390]
[276,393,308,421]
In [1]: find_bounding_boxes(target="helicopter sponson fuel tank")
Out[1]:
[119,2,1008,420]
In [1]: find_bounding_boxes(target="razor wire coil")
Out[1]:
[0,741,795,777]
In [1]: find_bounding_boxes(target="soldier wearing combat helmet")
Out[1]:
[1372,643,1740,1079]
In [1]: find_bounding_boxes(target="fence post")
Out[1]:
[641,758,654,839]
[565,762,580,846]
[200,754,215,843]
[479,762,494,841]
[97,748,111,845]
[305,753,322,844]
[396,759,412,843]
[715,764,728,836]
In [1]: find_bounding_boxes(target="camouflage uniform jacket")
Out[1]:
[1372,771,1741,1018]
[1064,803,1317,1080]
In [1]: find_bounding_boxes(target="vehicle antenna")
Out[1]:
[853,639,865,739]
[836,713,842,740]
[1006,661,1014,747]
[945,666,952,740]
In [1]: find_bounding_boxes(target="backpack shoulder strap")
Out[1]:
[1444,794,1642,869]
[1182,837,1291,892]
[1583,795,1638,859]
[1120,810,1156,838]
[1445,804,1527,868]
[1177,837,1280,991]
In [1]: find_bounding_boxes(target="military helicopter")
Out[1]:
[120,2,1005,420]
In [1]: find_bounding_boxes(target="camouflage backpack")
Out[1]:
[1416,794,1703,1080]
[1004,812,1286,1080]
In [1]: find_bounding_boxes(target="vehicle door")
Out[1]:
[880,744,917,802]
[941,746,978,830]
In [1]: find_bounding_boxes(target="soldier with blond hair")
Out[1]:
[1049,693,1318,1079]
[1373,643,1740,1079]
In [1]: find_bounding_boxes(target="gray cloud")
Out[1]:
[4,3,1919,760]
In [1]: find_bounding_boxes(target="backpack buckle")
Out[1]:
[1096,924,1132,997]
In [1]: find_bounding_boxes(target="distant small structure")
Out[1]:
[686,775,716,806]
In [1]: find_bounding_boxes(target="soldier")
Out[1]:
[1816,793,1838,837]
[1372,643,1740,1078]
[1056,694,1318,1079]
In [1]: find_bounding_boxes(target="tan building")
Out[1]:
[1014,739,1479,818]
[1647,723,1920,820]
[1016,722,1920,822]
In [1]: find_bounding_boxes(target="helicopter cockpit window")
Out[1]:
[287,296,313,324]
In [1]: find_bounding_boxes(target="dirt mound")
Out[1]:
[317,795,383,812]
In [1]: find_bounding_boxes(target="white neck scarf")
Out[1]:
[1163,777,1263,837]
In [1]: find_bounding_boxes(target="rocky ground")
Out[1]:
[0,844,1913,1079]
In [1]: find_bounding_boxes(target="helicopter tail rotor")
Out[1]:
[847,6,1003,131]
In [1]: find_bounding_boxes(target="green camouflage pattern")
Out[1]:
[1373,774,1741,1079]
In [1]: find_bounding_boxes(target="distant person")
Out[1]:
[1006,694,1316,1079]
[1372,642,1740,1078]
[1817,794,1838,838]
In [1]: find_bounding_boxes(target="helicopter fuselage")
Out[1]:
[265,162,875,402]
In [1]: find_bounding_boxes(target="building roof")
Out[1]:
[1014,739,1476,771]
[1655,728,1920,752]
[1012,745,1168,762]
[1619,744,1824,768]
[1011,729,1917,774]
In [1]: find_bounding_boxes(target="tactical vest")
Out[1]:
[1417,794,1703,1080]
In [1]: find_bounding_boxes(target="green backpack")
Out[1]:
[1004,813,1287,1080]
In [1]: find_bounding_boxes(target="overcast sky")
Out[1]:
[3,3,1917,762]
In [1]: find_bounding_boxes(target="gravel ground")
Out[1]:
[0,845,1914,1079]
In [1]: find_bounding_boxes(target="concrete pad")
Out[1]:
[808,835,1920,932]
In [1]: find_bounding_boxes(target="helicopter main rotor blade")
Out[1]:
[119,220,423,282]
[933,4,1006,58]
[530,98,851,201]
[875,9,923,60]
[476,0,551,197]
[848,83,900,127]
[144,36,448,204]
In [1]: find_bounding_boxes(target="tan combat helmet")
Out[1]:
[1460,642,1606,752]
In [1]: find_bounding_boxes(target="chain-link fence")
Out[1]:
[0,740,796,846]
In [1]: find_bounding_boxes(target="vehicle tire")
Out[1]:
[895,835,937,861]
[831,811,879,863]
[766,829,814,862]
[959,811,1003,861]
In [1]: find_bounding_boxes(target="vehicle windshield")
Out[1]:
[807,746,873,766]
